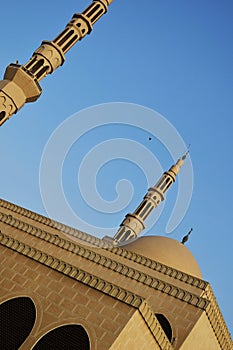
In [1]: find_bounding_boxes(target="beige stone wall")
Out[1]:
[0,245,135,350]
[147,291,203,348]
[179,313,221,350]
[110,310,160,350]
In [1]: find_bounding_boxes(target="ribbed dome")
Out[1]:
[124,236,202,278]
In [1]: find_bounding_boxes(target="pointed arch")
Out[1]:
[0,296,36,350]
[32,324,90,350]
[155,313,172,342]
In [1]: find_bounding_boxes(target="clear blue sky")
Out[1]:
[0,0,232,334]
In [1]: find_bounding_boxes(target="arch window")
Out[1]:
[53,27,69,45]
[84,3,100,18]
[32,324,90,350]
[160,177,172,191]
[29,59,45,75]
[0,296,36,350]
[62,35,79,53]
[124,229,133,241]
[25,56,37,69]
[155,177,164,188]
[155,313,172,342]
[57,30,75,49]
[115,226,125,241]
[141,202,153,219]
[36,66,50,80]
[0,111,6,122]
[135,201,145,215]
[90,9,105,24]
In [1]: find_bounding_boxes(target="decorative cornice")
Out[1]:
[108,246,207,289]
[203,285,233,350]
[139,301,174,350]
[0,230,172,350]
[0,198,207,290]
[0,211,209,310]
[0,229,143,306]
[0,198,105,247]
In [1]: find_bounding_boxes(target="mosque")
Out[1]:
[0,1,232,349]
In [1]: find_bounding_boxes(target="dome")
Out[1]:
[123,236,202,278]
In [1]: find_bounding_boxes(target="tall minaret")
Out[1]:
[0,0,113,126]
[113,153,187,245]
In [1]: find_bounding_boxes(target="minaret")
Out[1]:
[0,0,113,126]
[113,153,187,245]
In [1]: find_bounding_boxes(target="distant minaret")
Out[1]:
[0,0,113,126]
[113,153,187,245]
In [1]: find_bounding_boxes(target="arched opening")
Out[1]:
[32,324,90,350]
[155,313,172,342]
[36,66,50,80]
[0,111,6,122]
[0,296,36,350]
[30,59,45,75]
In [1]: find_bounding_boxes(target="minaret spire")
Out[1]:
[0,0,114,126]
[113,153,187,245]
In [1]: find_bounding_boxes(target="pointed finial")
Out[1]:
[170,145,190,176]
[181,144,191,161]
[181,227,193,244]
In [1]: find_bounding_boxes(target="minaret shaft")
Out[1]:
[113,157,185,245]
[0,0,113,126]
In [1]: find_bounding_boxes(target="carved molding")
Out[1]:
[0,198,103,246]
[0,230,143,307]
[108,246,207,289]
[139,300,174,350]
[202,285,233,350]
[0,198,207,290]
[0,211,209,310]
